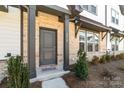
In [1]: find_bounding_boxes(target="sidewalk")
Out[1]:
[42,78,69,88]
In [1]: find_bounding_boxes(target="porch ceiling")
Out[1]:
[79,16,112,32]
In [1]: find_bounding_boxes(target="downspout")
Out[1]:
[105,5,108,54]
[20,6,23,60]
[105,5,107,26]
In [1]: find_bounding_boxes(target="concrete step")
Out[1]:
[0,73,5,83]
[30,70,70,83]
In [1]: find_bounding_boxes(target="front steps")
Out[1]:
[30,70,70,83]
[0,72,5,83]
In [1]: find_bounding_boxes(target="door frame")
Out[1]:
[39,27,58,66]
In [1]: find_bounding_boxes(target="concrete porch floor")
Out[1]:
[30,70,70,83]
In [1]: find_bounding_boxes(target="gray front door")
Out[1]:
[40,28,57,65]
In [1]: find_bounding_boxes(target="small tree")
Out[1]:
[7,56,29,88]
[74,49,88,80]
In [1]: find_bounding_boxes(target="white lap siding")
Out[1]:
[0,6,20,60]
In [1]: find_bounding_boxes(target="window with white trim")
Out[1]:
[79,31,99,52]
[79,31,85,51]
[87,32,94,52]
[83,5,97,15]
[94,33,99,51]
[111,37,119,51]
[111,9,119,25]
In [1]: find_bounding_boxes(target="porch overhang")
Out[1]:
[79,16,112,32]
[36,5,71,17]
[110,26,124,37]
[0,5,8,12]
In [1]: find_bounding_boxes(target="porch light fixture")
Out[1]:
[74,16,81,37]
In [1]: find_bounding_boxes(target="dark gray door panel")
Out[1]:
[40,29,57,65]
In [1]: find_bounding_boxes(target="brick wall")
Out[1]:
[22,11,107,70]
[0,60,7,83]
[23,11,64,73]
[69,22,79,65]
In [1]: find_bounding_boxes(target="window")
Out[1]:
[91,5,97,14]
[94,33,99,51]
[79,30,99,52]
[87,32,94,52]
[111,37,119,51]
[111,9,119,25]
[83,5,88,10]
[83,5,97,15]
[115,38,119,51]
[79,31,85,51]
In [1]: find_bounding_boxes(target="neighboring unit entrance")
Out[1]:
[40,28,57,65]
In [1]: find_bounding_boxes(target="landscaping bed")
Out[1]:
[62,60,124,88]
[0,77,42,88]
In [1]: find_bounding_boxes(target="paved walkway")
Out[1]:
[42,78,69,88]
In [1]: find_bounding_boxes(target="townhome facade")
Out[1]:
[0,5,71,79]
[105,5,124,55]
[0,5,124,79]
[66,5,124,61]
[71,5,110,61]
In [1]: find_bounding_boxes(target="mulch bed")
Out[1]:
[62,60,124,88]
[62,72,89,88]
[0,77,42,88]
[30,81,42,88]
[0,77,8,88]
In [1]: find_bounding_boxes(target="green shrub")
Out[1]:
[105,54,111,62]
[116,54,120,60]
[111,55,116,61]
[7,56,29,88]
[91,56,100,65]
[74,49,88,80]
[118,53,124,60]
[99,55,106,64]
[69,64,76,72]
[118,65,124,71]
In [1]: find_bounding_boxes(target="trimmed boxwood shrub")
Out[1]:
[74,49,88,80]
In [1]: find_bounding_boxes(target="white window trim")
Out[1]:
[79,30,100,53]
